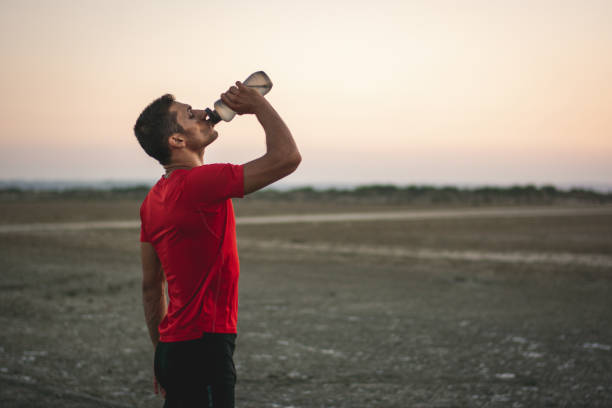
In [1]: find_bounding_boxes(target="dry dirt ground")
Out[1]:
[0,200,611,407]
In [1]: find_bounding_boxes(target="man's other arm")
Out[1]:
[220,81,301,194]
[140,242,167,348]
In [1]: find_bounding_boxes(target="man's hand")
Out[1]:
[220,81,267,115]
[154,374,166,398]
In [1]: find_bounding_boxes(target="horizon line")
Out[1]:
[1,179,611,193]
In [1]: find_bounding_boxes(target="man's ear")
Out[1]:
[168,133,185,149]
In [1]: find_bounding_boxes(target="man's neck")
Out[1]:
[164,156,204,178]
[163,165,190,178]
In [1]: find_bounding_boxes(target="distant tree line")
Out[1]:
[1,184,611,205]
[0,185,152,201]
[249,185,612,205]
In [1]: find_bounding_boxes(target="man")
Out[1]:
[133,80,301,407]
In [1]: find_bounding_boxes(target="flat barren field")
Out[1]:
[1,199,611,407]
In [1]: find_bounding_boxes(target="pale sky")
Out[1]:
[1,0,611,187]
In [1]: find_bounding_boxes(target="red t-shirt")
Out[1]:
[139,163,244,342]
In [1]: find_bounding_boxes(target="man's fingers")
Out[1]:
[221,80,259,115]
[221,98,240,113]
[221,93,238,108]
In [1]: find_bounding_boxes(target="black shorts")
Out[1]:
[154,333,237,408]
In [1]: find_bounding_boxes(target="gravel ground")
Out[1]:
[1,202,611,407]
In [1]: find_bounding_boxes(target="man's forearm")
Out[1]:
[254,99,300,161]
[142,284,167,348]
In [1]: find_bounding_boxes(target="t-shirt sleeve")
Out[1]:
[183,163,244,205]
[140,224,150,242]
[139,203,151,243]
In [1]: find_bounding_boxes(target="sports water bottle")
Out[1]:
[205,71,273,124]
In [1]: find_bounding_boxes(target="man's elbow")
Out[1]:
[142,278,164,297]
[284,150,301,174]
[265,149,301,179]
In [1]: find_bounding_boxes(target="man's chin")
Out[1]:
[202,131,219,148]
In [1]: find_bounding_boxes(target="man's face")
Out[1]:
[170,101,218,150]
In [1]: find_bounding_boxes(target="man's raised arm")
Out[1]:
[220,81,301,194]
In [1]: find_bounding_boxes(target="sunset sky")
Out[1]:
[1,0,610,188]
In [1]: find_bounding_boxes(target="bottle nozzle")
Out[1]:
[205,108,222,125]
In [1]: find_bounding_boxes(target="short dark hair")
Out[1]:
[133,94,184,165]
